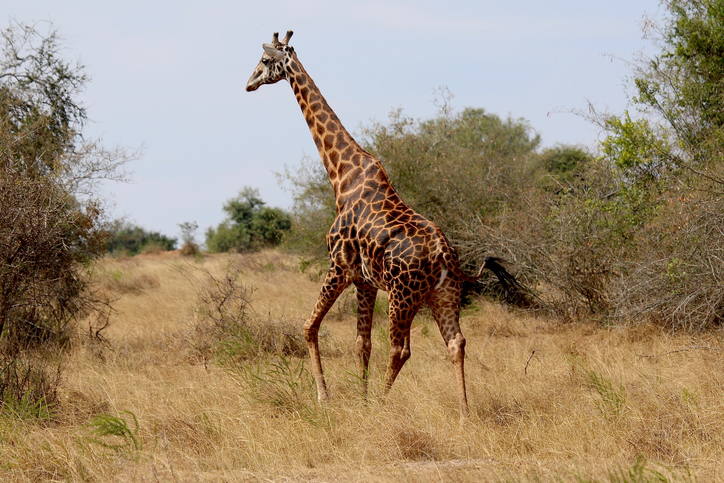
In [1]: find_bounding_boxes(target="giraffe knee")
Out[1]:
[389,344,401,363]
[401,345,411,364]
[389,343,411,365]
[447,333,466,364]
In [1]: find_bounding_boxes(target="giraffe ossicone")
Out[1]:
[246,31,521,420]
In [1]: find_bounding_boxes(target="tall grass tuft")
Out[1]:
[585,369,627,418]
[227,355,321,421]
[85,411,142,458]
[0,350,60,421]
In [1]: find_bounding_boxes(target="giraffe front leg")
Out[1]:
[382,290,421,397]
[304,265,349,403]
[354,282,377,398]
[383,329,411,396]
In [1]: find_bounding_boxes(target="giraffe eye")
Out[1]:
[261,59,270,65]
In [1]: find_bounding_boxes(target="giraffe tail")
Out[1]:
[442,253,530,306]
[480,257,526,301]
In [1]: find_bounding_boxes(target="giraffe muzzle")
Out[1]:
[245,74,261,92]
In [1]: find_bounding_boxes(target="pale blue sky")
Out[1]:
[6,1,662,241]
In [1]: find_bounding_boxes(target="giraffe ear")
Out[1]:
[262,43,284,61]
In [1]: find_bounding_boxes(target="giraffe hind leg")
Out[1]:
[354,282,377,398]
[303,265,349,403]
[428,283,470,420]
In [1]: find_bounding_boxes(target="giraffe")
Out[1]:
[246,31,520,419]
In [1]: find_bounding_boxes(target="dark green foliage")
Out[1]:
[538,144,592,189]
[602,0,724,178]
[251,204,294,246]
[206,187,292,253]
[651,0,724,148]
[106,222,176,256]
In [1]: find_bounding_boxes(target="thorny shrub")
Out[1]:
[0,169,109,414]
[189,260,306,363]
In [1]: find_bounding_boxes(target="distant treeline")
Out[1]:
[106,222,177,257]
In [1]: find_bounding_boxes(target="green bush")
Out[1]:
[206,187,292,253]
[547,0,724,328]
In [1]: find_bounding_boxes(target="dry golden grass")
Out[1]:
[1,249,722,481]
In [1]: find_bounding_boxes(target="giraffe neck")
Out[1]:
[286,54,375,203]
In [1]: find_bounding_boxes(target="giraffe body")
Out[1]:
[246,31,509,419]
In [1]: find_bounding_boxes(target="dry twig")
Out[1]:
[524,350,536,375]
[637,345,721,358]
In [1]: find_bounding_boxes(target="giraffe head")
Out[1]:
[246,31,294,92]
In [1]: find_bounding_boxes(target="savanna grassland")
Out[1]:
[1,249,722,482]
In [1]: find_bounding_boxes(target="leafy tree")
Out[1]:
[537,144,593,190]
[206,187,292,253]
[593,0,724,188]
[178,221,200,256]
[583,0,724,328]
[0,21,130,340]
[364,108,541,232]
[0,22,132,194]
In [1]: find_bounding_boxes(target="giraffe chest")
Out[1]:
[359,252,387,291]
[326,223,384,290]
